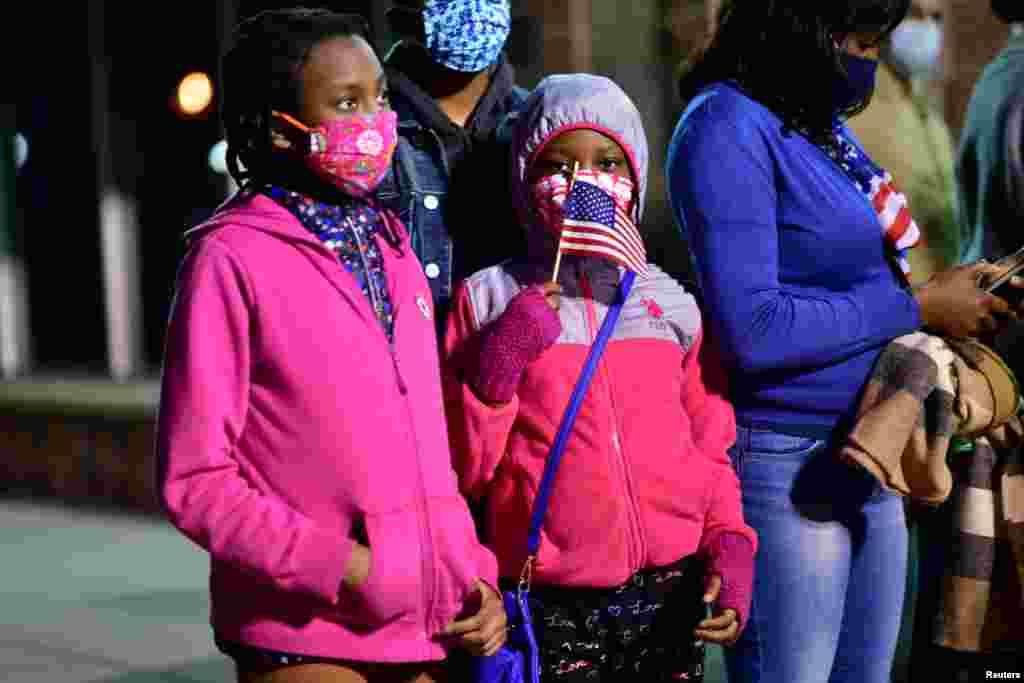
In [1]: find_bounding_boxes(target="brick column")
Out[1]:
[90,0,145,380]
[593,0,677,257]
[945,0,1009,135]
[524,0,593,73]
[665,0,713,58]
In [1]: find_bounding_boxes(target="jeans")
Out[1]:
[725,425,908,683]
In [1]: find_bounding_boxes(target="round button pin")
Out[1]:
[425,263,441,279]
[423,195,439,210]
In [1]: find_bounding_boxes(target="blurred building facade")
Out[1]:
[10,0,707,385]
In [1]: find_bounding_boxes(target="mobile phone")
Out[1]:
[986,246,1024,307]
[990,275,1024,307]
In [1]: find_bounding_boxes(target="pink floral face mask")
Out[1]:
[273,110,398,198]
[530,169,635,236]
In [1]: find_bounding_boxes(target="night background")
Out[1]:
[4,1,1018,681]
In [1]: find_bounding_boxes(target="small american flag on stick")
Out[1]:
[552,167,647,279]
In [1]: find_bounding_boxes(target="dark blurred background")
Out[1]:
[8,0,1009,385]
[10,0,710,382]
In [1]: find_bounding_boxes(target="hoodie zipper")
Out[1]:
[347,222,433,634]
[390,343,409,395]
[579,272,646,574]
[395,357,435,635]
[347,219,409,397]
[349,219,387,335]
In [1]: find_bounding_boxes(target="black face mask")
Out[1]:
[832,53,880,113]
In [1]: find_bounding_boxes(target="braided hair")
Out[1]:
[679,0,909,144]
[221,7,371,189]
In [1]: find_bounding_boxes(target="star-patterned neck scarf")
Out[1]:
[267,187,395,342]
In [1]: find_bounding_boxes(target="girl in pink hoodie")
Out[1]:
[442,74,758,681]
[156,9,506,682]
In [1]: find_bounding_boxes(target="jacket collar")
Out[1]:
[186,190,405,257]
[184,191,318,248]
[185,191,410,333]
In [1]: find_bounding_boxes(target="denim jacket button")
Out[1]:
[425,263,441,279]
[423,195,439,211]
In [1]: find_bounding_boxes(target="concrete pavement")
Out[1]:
[0,500,232,682]
[0,499,728,682]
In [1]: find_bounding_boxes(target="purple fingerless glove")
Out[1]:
[707,533,756,630]
[472,286,562,404]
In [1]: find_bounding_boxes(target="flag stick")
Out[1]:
[551,161,581,283]
[550,241,565,285]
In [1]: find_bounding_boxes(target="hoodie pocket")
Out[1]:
[343,507,423,627]
[428,497,487,628]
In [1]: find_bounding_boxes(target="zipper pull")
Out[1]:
[390,343,409,395]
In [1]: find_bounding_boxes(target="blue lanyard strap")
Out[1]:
[523,271,636,564]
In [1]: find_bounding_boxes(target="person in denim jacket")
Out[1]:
[379,0,529,330]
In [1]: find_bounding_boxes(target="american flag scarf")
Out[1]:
[815,125,921,278]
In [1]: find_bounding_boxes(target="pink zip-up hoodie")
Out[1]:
[443,75,757,590]
[156,191,497,663]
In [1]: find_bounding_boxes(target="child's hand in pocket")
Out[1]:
[442,579,508,657]
[341,543,371,589]
[695,574,741,645]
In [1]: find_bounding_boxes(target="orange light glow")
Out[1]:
[177,72,213,115]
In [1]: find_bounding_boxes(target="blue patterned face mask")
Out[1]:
[422,0,511,73]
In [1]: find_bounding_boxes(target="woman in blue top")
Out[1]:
[666,2,1016,682]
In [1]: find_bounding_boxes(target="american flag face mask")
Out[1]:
[532,169,647,276]
[531,170,635,237]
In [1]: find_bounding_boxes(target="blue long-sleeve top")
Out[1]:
[666,82,923,437]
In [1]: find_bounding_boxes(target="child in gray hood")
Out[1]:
[442,73,756,681]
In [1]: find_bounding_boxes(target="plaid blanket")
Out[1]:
[933,422,1024,653]
[839,332,1003,505]
[838,331,1024,652]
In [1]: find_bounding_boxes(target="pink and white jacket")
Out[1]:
[442,74,757,589]
[156,191,496,663]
